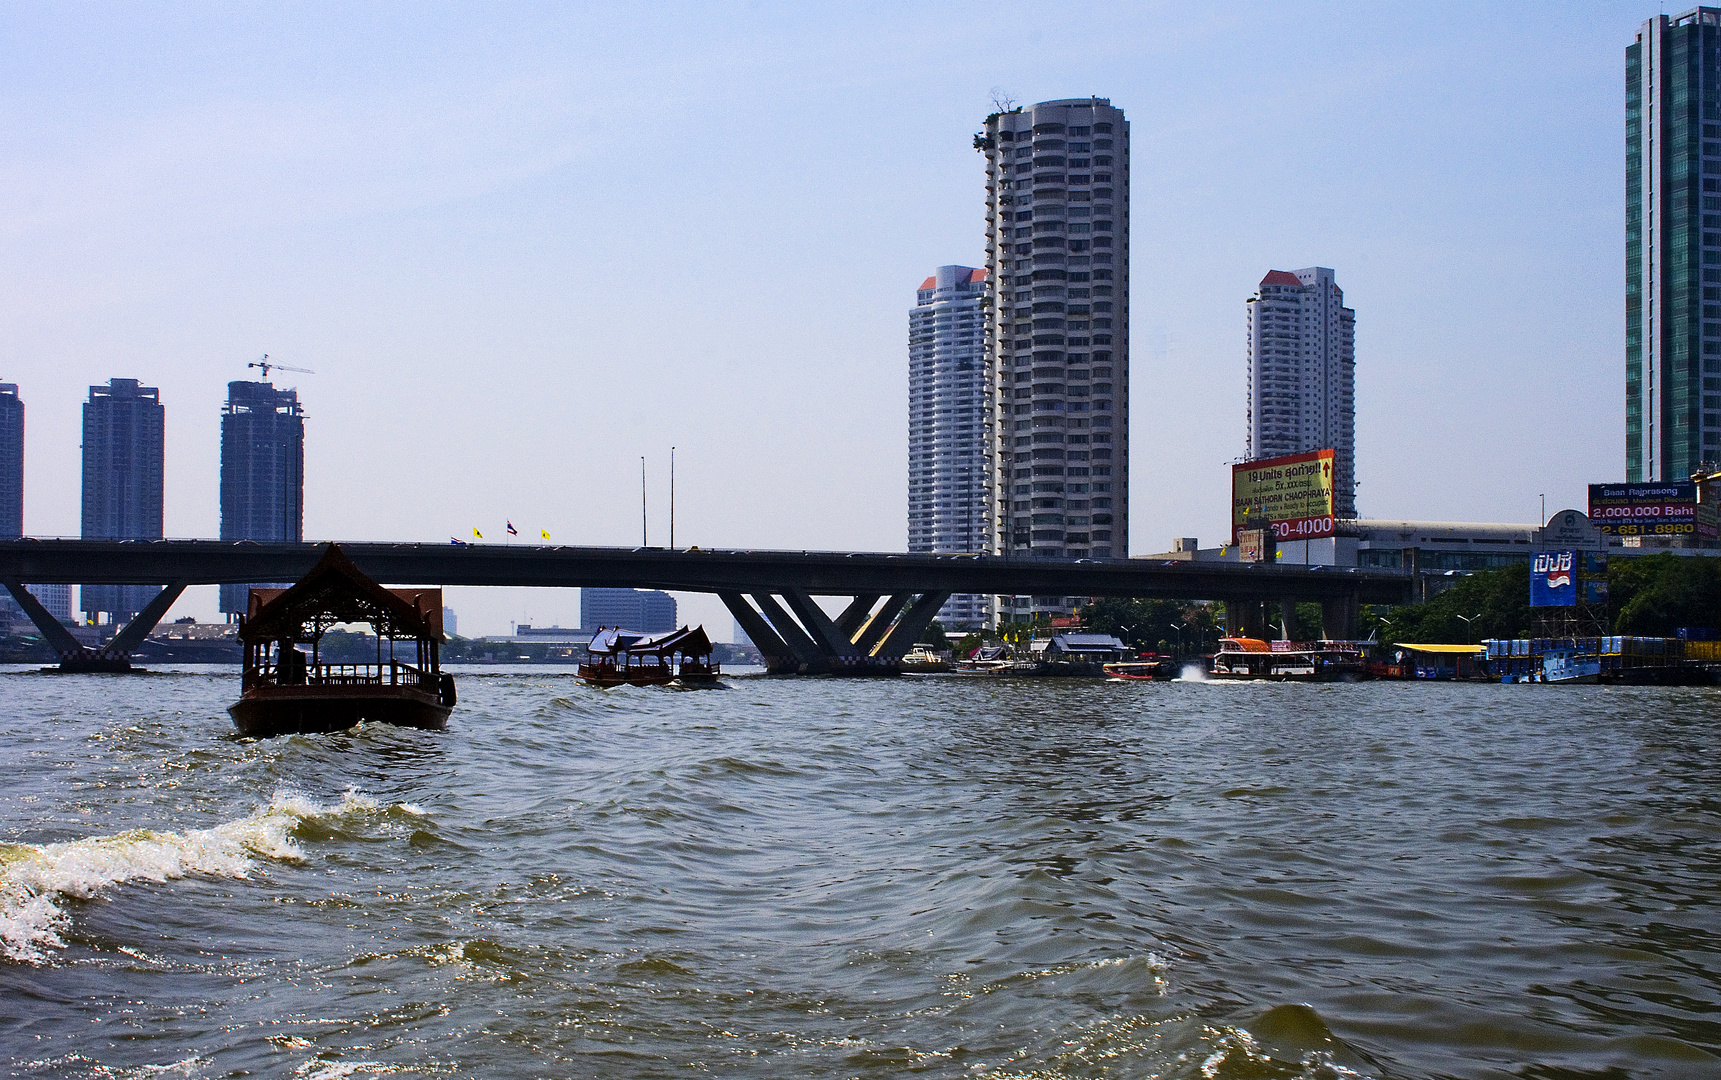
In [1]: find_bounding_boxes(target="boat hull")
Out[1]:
[578,663,676,688]
[229,684,451,737]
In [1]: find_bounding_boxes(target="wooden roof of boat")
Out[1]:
[239,543,443,643]
[586,624,712,658]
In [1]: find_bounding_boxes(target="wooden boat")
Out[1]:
[952,645,1019,675]
[1208,637,1372,682]
[229,544,454,737]
[1102,655,1178,681]
[579,625,721,687]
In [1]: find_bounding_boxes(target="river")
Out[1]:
[1,667,1716,1078]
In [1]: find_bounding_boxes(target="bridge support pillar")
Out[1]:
[717,591,948,675]
[4,580,186,672]
[750,593,827,672]
[1321,591,1360,641]
[1225,599,1266,640]
[1279,599,1298,640]
[719,593,798,675]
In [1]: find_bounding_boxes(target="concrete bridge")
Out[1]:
[1,539,1414,673]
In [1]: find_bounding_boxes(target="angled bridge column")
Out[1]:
[4,580,186,672]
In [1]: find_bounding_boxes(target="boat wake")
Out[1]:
[0,789,382,964]
[1176,663,1210,682]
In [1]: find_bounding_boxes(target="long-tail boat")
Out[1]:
[579,625,721,687]
[229,544,456,736]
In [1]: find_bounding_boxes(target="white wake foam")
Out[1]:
[0,789,380,964]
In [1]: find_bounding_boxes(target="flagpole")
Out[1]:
[641,456,648,546]
[670,446,675,550]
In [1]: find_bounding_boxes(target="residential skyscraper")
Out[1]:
[1628,9,1721,480]
[908,264,989,628]
[219,380,305,614]
[1244,268,1357,518]
[980,96,1129,621]
[581,587,677,633]
[81,378,164,620]
[0,383,20,539]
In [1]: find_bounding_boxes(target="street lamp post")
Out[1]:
[1167,623,1184,658]
[1455,612,1483,643]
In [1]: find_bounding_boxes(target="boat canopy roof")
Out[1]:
[1394,643,1485,654]
[587,624,713,658]
[1220,637,1272,653]
[239,543,443,644]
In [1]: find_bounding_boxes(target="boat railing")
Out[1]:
[245,659,434,690]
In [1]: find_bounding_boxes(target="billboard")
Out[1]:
[1588,482,1709,539]
[1231,449,1336,543]
[1530,550,1577,607]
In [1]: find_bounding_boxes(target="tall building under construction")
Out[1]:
[219,380,305,614]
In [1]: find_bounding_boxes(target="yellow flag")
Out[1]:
[473,528,483,539]
[541,529,551,540]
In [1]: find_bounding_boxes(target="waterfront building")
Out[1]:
[1245,268,1357,518]
[218,381,305,614]
[1628,8,1721,479]
[81,379,164,621]
[442,607,458,638]
[0,383,20,539]
[980,97,1130,621]
[908,265,990,628]
[580,587,677,633]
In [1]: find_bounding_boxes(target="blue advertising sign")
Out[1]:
[1530,550,1577,607]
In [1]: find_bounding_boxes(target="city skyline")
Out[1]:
[0,5,1637,636]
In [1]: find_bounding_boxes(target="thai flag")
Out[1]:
[507,521,518,536]
[450,536,468,546]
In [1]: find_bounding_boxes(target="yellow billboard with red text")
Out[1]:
[1231,450,1336,543]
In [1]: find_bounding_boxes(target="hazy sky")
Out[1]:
[2,2,1646,636]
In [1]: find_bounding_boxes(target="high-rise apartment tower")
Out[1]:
[0,383,20,539]
[219,380,305,614]
[81,378,164,620]
[980,97,1129,621]
[1628,8,1721,479]
[1244,268,1357,518]
[908,265,989,628]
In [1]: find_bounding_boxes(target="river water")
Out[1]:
[0,666,1716,1079]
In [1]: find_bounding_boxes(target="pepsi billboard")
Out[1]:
[1530,550,1577,607]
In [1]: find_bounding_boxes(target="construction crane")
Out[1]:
[247,355,315,380]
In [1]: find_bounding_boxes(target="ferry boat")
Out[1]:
[229,544,456,737]
[579,625,721,687]
[1209,637,1372,682]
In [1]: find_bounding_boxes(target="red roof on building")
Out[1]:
[1260,270,1303,287]
[968,268,987,282]
[918,276,937,291]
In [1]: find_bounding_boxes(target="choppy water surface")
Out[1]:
[0,667,1717,1079]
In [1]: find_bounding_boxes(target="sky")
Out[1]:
[0,2,1650,637]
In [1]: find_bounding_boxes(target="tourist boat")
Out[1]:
[229,544,455,737]
[1208,637,1372,682]
[579,625,721,687]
